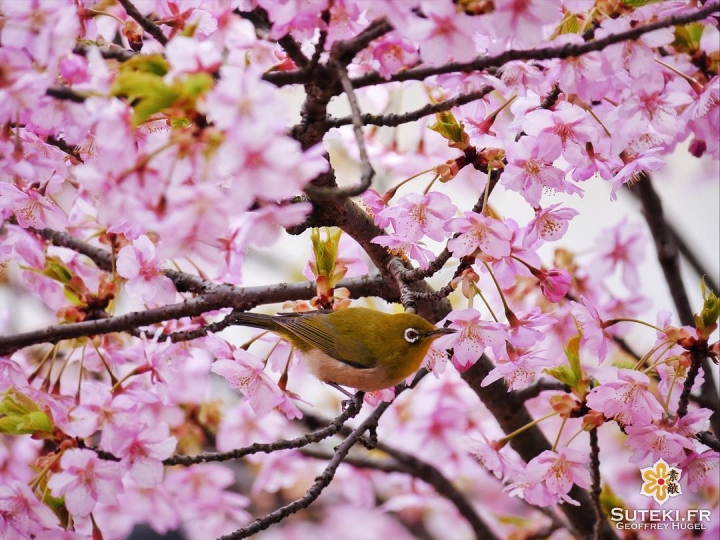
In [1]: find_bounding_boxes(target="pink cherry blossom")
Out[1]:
[536,268,571,303]
[372,37,419,79]
[401,1,478,65]
[47,448,124,516]
[445,211,512,260]
[211,349,283,416]
[525,204,579,247]
[116,235,177,305]
[372,234,437,269]
[106,423,177,487]
[572,297,613,363]
[679,450,720,493]
[625,421,696,466]
[481,347,550,391]
[591,218,646,291]
[586,368,664,427]
[532,447,591,498]
[0,481,59,538]
[503,136,582,206]
[383,191,457,241]
[446,308,509,368]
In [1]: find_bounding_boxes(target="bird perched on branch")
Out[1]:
[232,307,455,393]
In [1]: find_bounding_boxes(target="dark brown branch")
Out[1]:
[305,63,375,198]
[326,86,494,128]
[164,392,364,466]
[219,399,392,539]
[72,44,136,62]
[0,274,389,355]
[514,380,570,402]
[277,34,309,68]
[632,173,719,435]
[351,3,720,88]
[589,428,605,540]
[331,18,393,64]
[46,86,88,103]
[118,0,168,45]
[697,430,720,451]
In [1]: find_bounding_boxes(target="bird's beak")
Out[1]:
[426,327,457,337]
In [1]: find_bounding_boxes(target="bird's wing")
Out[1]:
[277,315,375,370]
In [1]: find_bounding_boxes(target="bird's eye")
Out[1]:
[404,328,421,344]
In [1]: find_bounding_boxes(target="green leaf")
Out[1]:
[119,53,169,76]
[622,0,663,6]
[111,72,182,126]
[672,23,704,53]
[544,365,578,388]
[181,73,214,98]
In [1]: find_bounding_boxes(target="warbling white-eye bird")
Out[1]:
[232,307,456,392]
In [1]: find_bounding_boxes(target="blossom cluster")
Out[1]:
[0,0,718,539]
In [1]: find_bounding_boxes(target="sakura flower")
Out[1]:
[608,149,665,200]
[0,482,59,537]
[211,349,283,416]
[446,308,509,368]
[105,423,176,488]
[481,347,550,391]
[572,297,612,363]
[532,447,591,498]
[525,204,579,247]
[522,102,600,152]
[505,307,554,348]
[165,36,222,79]
[116,235,177,305]
[503,136,582,206]
[585,368,664,427]
[625,422,695,466]
[47,448,124,517]
[0,183,67,229]
[360,188,391,228]
[372,234,436,269]
[372,36,419,79]
[401,1,478,65]
[536,268,571,303]
[463,434,523,480]
[444,211,512,260]
[492,0,563,46]
[590,218,645,291]
[679,450,720,493]
[383,191,457,241]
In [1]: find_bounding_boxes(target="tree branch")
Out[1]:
[326,86,494,128]
[164,392,365,466]
[117,0,168,46]
[0,274,389,355]
[351,3,720,88]
[632,173,719,435]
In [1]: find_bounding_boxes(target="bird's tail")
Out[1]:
[231,311,280,332]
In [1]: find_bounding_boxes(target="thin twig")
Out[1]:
[326,86,494,128]
[72,44,137,62]
[351,3,720,88]
[164,392,365,466]
[697,430,720,451]
[118,0,168,45]
[305,62,375,198]
[46,86,88,103]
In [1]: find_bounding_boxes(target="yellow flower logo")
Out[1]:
[640,458,682,506]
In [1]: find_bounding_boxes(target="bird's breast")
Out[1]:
[301,349,400,392]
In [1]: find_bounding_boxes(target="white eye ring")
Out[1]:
[404,328,421,343]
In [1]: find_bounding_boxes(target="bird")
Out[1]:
[231,307,456,392]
